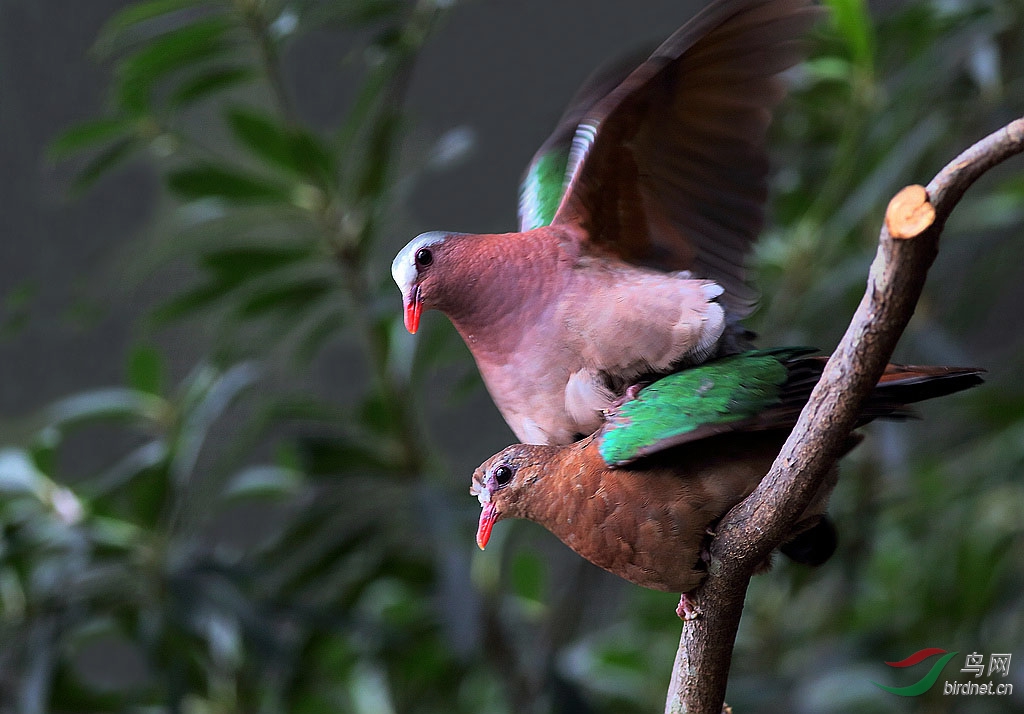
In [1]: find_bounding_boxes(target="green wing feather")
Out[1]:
[599,349,812,467]
[518,147,570,230]
[517,51,647,232]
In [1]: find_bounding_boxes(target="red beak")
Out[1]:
[404,285,423,334]
[476,502,498,550]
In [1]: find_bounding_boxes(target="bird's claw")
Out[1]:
[676,593,701,620]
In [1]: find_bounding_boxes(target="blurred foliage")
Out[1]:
[2,0,1024,712]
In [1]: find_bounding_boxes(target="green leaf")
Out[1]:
[0,449,48,499]
[2,282,35,311]
[115,17,234,113]
[359,392,403,438]
[803,56,853,85]
[221,465,302,502]
[48,118,135,160]
[226,107,299,170]
[0,282,35,339]
[95,0,209,54]
[411,318,466,376]
[226,107,335,185]
[509,550,545,604]
[42,389,168,429]
[127,344,165,395]
[166,164,291,203]
[354,110,401,203]
[150,280,233,324]
[170,362,260,486]
[88,516,144,549]
[169,66,257,108]
[151,245,320,324]
[825,0,875,71]
[28,428,58,477]
[272,522,380,597]
[309,0,408,27]
[262,394,348,425]
[236,279,332,318]
[291,307,347,365]
[298,436,399,476]
[290,132,336,186]
[90,440,169,497]
[336,58,394,157]
[202,244,313,282]
[70,138,143,194]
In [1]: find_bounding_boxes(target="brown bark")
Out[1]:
[665,118,1024,714]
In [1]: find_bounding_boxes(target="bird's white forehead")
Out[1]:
[475,482,491,505]
[391,231,449,292]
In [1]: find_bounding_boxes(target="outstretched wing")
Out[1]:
[553,0,819,316]
[518,52,647,231]
[518,146,571,232]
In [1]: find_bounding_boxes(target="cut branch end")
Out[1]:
[885,184,935,239]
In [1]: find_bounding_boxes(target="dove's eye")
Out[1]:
[415,248,433,267]
[493,465,513,486]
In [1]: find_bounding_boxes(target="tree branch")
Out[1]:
[665,117,1024,714]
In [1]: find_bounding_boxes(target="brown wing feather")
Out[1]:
[526,47,654,172]
[553,0,820,316]
[738,361,983,433]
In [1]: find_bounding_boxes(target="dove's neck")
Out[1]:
[440,226,575,359]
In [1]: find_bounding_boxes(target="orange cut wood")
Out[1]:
[885,184,936,239]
